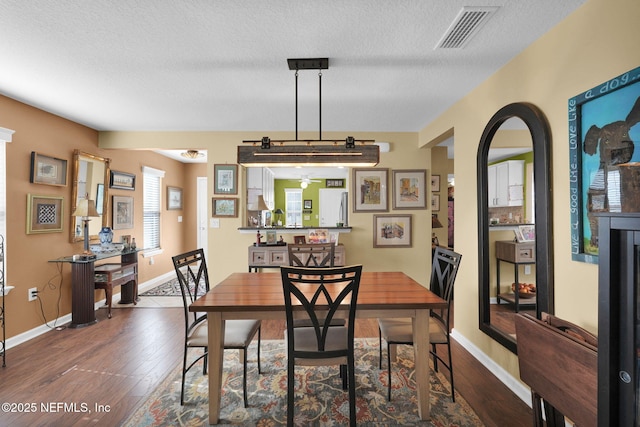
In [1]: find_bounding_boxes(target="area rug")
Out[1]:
[140,277,206,297]
[124,338,483,426]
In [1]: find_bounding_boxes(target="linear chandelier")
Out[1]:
[238,58,380,167]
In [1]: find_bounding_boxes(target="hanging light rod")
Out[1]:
[287,58,329,70]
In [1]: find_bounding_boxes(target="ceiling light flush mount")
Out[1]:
[181,149,204,159]
[238,58,380,167]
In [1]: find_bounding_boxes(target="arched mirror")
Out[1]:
[70,150,110,243]
[477,103,554,353]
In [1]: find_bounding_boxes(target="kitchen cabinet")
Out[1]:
[247,167,275,225]
[488,160,524,207]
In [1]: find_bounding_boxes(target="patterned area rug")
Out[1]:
[124,338,483,426]
[140,277,207,297]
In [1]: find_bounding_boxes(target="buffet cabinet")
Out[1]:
[248,244,346,272]
[597,214,640,426]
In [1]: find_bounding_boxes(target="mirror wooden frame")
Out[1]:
[69,150,111,243]
[476,102,554,353]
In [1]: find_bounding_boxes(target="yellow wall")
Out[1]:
[0,95,202,339]
[419,0,639,378]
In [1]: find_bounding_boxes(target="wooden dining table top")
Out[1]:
[189,271,447,313]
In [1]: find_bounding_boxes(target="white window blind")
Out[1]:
[142,166,165,252]
[285,189,302,227]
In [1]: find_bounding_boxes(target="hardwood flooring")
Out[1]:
[0,307,532,426]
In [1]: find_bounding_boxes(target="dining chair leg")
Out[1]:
[386,341,392,401]
[181,345,188,406]
[378,327,383,369]
[287,360,295,426]
[340,364,347,390]
[257,327,262,374]
[203,347,208,375]
[242,348,249,407]
[348,355,356,427]
[447,342,455,402]
[431,343,439,372]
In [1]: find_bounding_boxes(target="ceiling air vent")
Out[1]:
[435,6,498,49]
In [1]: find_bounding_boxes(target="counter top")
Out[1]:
[238,226,352,234]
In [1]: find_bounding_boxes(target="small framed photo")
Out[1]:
[113,196,134,230]
[212,197,238,217]
[353,168,389,212]
[308,229,329,244]
[515,225,536,243]
[294,235,306,244]
[392,169,427,209]
[304,199,312,209]
[214,164,238,195]
[110,170,136,190]
[166,186,183,210]
[431,174,441,192]
[30,152,67,186]
[326,179,345,188]
[373,214,412,248]
[27,194,64,234]
[265,230,277,245]
[431,194,440,211]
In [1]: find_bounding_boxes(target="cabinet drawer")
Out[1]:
[333,252,345,266]
[496,240,535,263]
[269,251,287,265]
[250,250,267,265]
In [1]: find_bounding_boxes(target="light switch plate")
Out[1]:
[210,218,220,228]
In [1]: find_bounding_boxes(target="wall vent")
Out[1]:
[435,6,498,49]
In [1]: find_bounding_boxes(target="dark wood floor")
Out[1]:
[0,307,532,426]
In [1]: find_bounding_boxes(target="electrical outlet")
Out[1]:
[524,265,532,275]
[28,287,38,301]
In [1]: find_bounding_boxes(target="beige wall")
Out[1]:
[100,130,433,286]
[419,0,639,378]
[0,95,198,339]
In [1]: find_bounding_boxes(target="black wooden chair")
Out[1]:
[378,246,462,402]
[172,249,261,407]
[280,264,362,426]
[287,242,336,267]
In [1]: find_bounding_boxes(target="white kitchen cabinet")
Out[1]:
[246,167,275,209]
[488,160,524,207]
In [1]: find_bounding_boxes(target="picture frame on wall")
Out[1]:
[110,170,136,190]
[214,164,238,195]
[212,197,238,217]
[112,195,134,230]
[352,168,388,212]
[30,152,67,186]
[430,174,441,192]
[304,199,312,209]
[431,194,440,211]
[568,65,640,263]
[392,169,427,209]
[166,186,183,210]
[26,194,64,234]
[373,214,412,248]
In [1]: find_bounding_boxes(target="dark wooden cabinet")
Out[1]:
[597,214,640,426]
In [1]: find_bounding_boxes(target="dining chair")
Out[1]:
[280,264,363,427]
[378,246,462,402]
[172,249,261,407]
[287,242,336,267]
[287,242,345,328]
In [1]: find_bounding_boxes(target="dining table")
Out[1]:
[189,270,447,425]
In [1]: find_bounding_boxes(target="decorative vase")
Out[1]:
[99,227,113,244]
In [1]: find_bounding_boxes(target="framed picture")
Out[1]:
[431,194,440,211]
[294,235,306,244]
[308,229,329,244]
[112,195,134,230]
[326,179,345,188]
[392,169,427,209]
[214,164,238,195]
[352,168,388,212]
[430,174,441,192]
[304,199,312,209]
[26,194,64,234]
[265,230,277,245]
[568,65,640,263]
[110,170,136,190]
[373,214,412,248]
[166,186,183,210]
[95,183,105,215]
[212,197,238,217]
[30,152,67,186]
[515,225,536,243]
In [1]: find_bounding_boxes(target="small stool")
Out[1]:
[94,263,138,318]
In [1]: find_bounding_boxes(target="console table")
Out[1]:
[50,249,139,328]
[248,244,345,272]
[495,240,536,312]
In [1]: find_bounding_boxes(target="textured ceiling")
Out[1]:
[0,1,585,135]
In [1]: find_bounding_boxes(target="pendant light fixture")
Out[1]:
[238,58,379,167]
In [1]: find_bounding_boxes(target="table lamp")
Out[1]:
[72,198,100,258]
[274,208,284,226]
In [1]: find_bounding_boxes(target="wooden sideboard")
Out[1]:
[248,244,346,272]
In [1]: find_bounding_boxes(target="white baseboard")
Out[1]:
[5,271,176,351]
[451,328,532,406]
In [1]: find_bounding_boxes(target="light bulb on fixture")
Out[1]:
[300,181,308,189]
